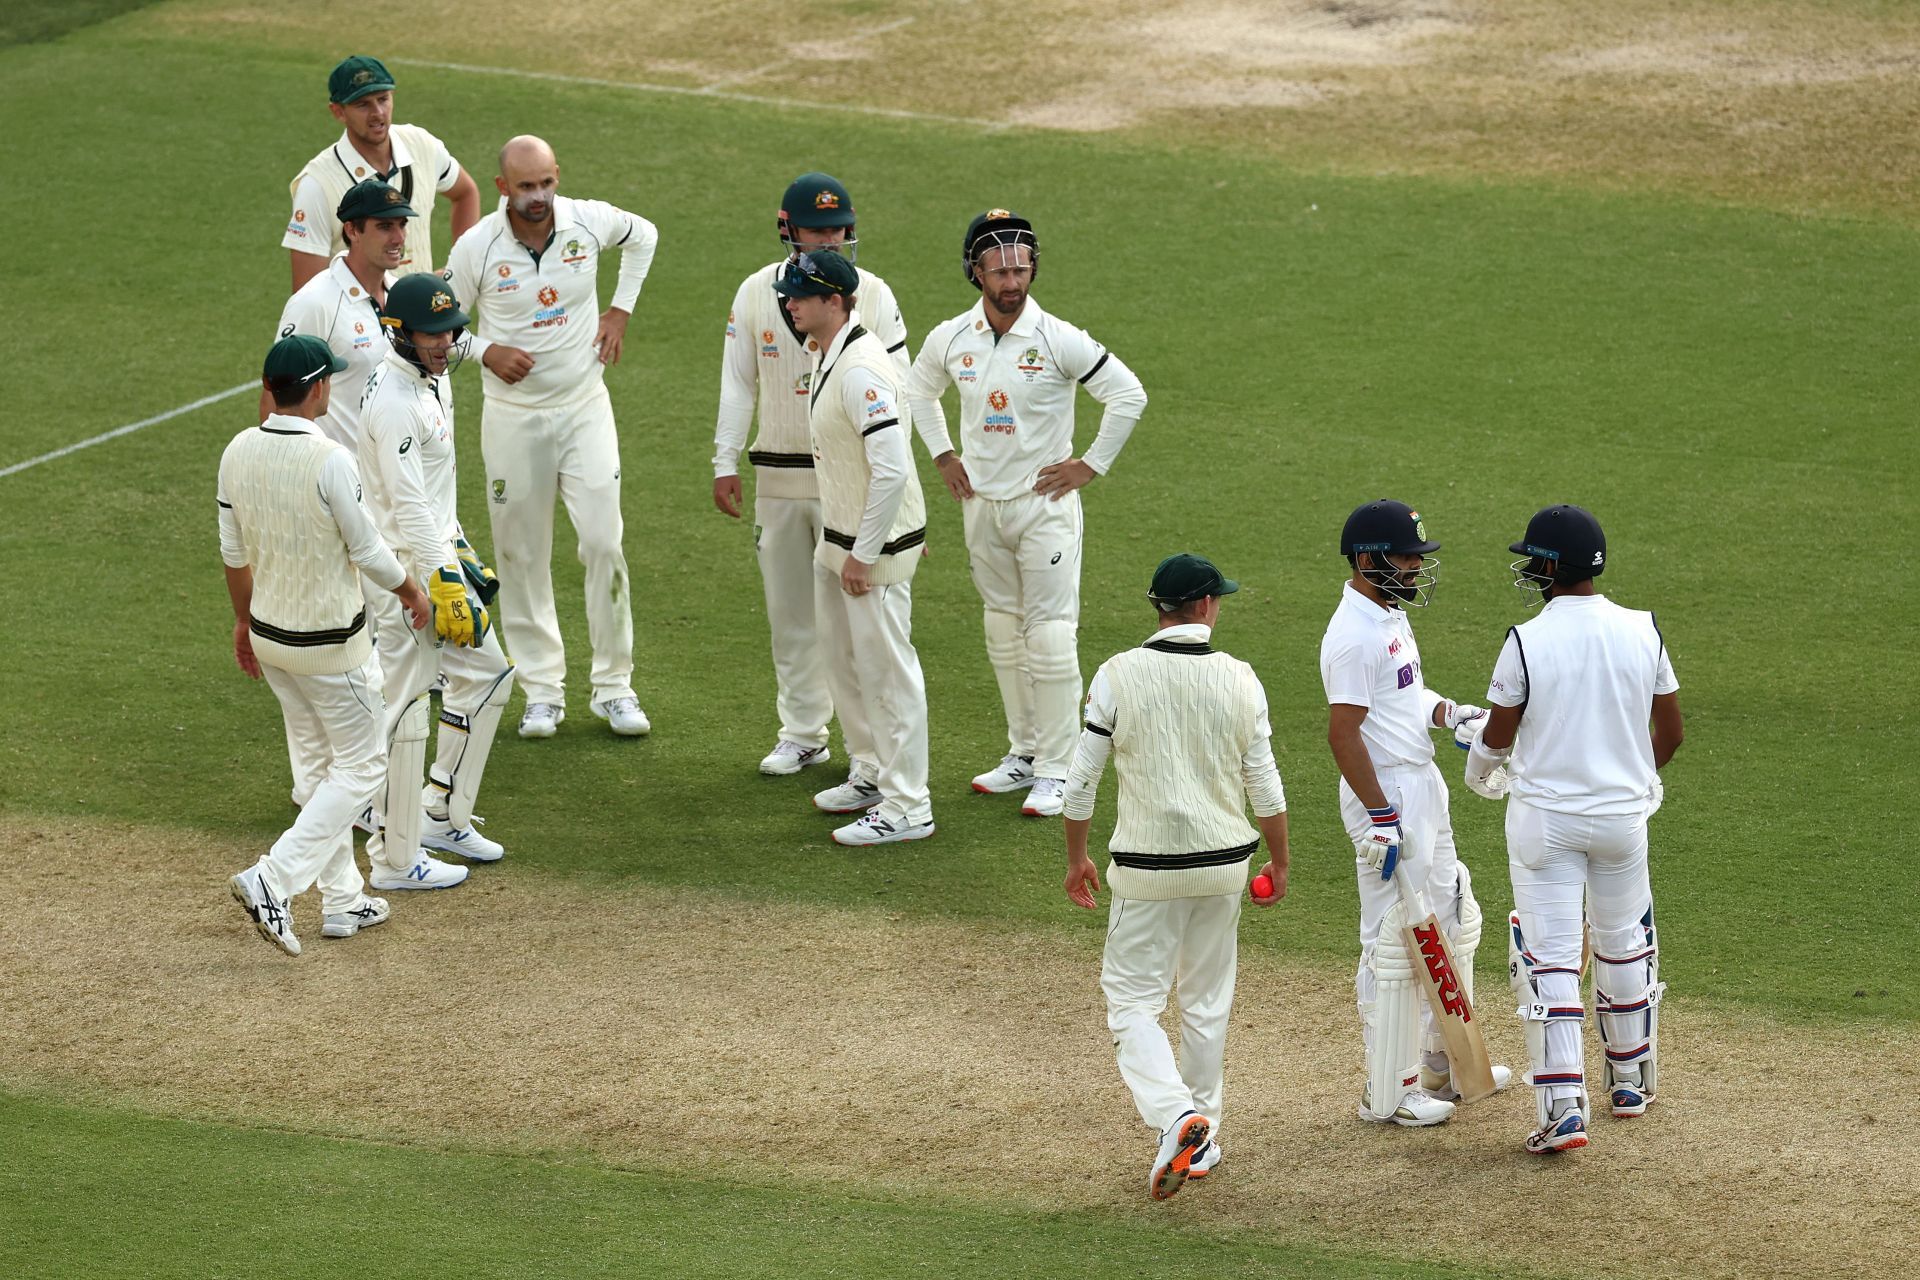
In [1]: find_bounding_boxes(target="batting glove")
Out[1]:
[1450,703,1490,750]
[454,535,500,607]
[428,566,486,647]
[1359,804,1401,880]
[1646,774,1664,819]
[1464,739,1512,800]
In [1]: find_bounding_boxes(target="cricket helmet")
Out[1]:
[1510,504,1606,605]
[1341,499,1441,608]
[963,208,1039,289]
[778,172,858,262]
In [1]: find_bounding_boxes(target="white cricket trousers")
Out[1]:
[480,383,634,708]
[755,492,832,748]
[962,490,1083,779]
[1506,799,1654,1099]
[1340,760,1462,1055]
[812,565,931,826]
[285,647,384,806]
[259,658,383,914]
[1102,891,1242,1136]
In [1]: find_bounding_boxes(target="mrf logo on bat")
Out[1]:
[1412,921,1472,1020]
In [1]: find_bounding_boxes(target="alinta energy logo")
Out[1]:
[988,389,1010,411]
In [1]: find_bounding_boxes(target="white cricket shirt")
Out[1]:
[1487,594,1679,817]
[905,297,1146,500]
[273,253,392,449]
[358,348,460,582]
[284,124,461,273]
[1319,583,1436,769]
[445,195,659,410]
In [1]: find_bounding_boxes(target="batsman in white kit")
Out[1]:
[1319,500,1511,1128]
[1063,554,1289,1202]
[222,334,432,954]
[271,176,419,812]
[906,210,1147,818]
[445,136,660,741]
[710,173,911,777]
[1464,504,1684,1155]
[358,274,517,888]
[775,250,934,846]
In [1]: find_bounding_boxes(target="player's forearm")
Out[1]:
[223,565,254,623]
[1064,816,1092,864]
[1242,750,1287,819]
[907,395,955,459]
[1080,409,1140,476]
[713,364,755,476]
[1328,722,1388,809]
[1255,811,1290,868]
[1650,693,1684,768]
[850,429,909,559]
[1061,727,1112,821]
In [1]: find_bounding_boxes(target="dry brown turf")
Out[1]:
[4,816,1917,1280]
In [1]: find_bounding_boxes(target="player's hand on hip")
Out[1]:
[713,474,743,518]
[482,344,536,384]
[428,566,477,646]
[1360,803,1401,880]
[395,578,432,630]
[232,620,261,679]
[840,556,873,596]
[1064,851,1101,909]
[1251,858,1288,905]
[595,307,630,366]
[934,452,974,502]
[1033,458,1094,500]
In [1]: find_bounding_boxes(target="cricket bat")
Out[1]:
[1394,869,1498,1103]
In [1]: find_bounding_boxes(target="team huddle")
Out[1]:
[217,54,1684,1200]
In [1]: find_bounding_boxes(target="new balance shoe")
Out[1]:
[1418,1061,1515,1102]
[321,895,391,939]
[518,703,564,739]
[832,813,936,846]
[228,861,300,956]
[369,855,469,891]
[760,740,831,776]
[1186,1140,1223,1181]
[421,814,504,863]
[353,803,379,835]
[1148,1111,1211,1201]
[1525,1105,1590,1154]
[971,753,1036,794]
[814,775,883,813]
[1022,777,1066,817]
[590,696,651,736]
[1609,1083,1654,1118]
[1358,1084,1455,1127]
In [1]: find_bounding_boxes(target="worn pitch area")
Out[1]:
[2,817,1914,1278]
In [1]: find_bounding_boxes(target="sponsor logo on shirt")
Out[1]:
[561,238,588,267]
[1388,637,1402,657]
[957,352,978,383]
[533,285,567,329]
[495,266,520,293]
[793,371,812,396]
[726,309,736,339]
[984,388,1016,434]
[988,389,1010,411]
[866,395,892,418]
[761,329,780,358]
[1396,663,1415,690]
[1016,346,1044,374]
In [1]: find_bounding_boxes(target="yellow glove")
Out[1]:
[454,535,499,607]
[428,566,485,647]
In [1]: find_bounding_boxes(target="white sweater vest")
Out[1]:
[1103,642,1265,900]
[291,123,441,273]
[222,427,372,675]
[810,327,926,585]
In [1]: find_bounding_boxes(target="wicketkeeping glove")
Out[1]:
[454,535,500,607]
[428,565,488,647]
[1359,803,1401,881]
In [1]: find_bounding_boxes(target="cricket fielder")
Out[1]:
[906,210,1147,817]
[711,172,911,777]
[222,333,432,954]
[1320,499,1510,1128]
[445,135,659,740]
[283,55,479,292]
[1063,554,1289,1201]
[775,250,933,846]
[359,273,516,889]
[1465,504,1684,1155]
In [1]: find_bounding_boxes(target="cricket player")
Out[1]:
[711,173,911,777]
[1465,503,1683,1155]
[445,135,659,740]
[906,209,1147,818]
[222,333,432,954]
[359,273,517,889]
[283,55,479,293]
[774,251,932,846]
[271,176,417,811]
[1063,553,1288,1201]
[1319,499,1509,1128]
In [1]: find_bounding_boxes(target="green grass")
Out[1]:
[0,0,161,47]
[0,1093,1505,1280]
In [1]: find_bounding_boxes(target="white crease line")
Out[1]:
[388,57,1009,133]
[0,382,254,480]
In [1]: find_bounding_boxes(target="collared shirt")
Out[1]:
[1319,582,1435,769]
[445,195,659,409]
[905,296,1147,500]
[273,253,392,449]
[811,314,911,562]
[283,124,460,271]
[358,349,459,581]
[218,414,404,591]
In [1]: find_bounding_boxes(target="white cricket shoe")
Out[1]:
[229,861,300,956]
[814,775,883,814]
[1186,1140,1223,1182]
[831,813,936,846]
[1418,1061,1515,1102]
[322,895,391,939]
[760,740,831,776]
[1526,1104,1590,1155]
[421,814,505,863]
[1148,1110,1212,1201]
[353,803,379,835]
[369,855,469,891]
[1358,1084,1455,1127]
[1022,777,1066,817]
[971,753,1036,794]
[519,703,564,739]
[591,696,651,736]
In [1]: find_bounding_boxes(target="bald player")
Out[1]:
[445,135,660,741]
[283,55,479,292]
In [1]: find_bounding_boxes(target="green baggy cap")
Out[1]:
[336,177,418,223]
[1148,553,1239,607]
[329,55,395,104]
[263,334,348,390]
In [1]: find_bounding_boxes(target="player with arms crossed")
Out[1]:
[222,334,431,954]
[1063,554,1288,1201]
[1320,499,1510,1129]
[1464,504,1683,1155]
[282,56,479,292]
[906,210,1147,817]
[359,274,516,888]
[711,173,910,777]
[446,136,660,741]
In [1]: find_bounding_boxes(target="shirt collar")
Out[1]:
[261,413,320,436]
[1542,592,1606,613]
[1341,581,1403,624]
[326,252,390,303]
[334,127,412,178]
[382,346,433,384]
[817,309,864,366]
[963,296,1042,338]
[1143,621,1213,645]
